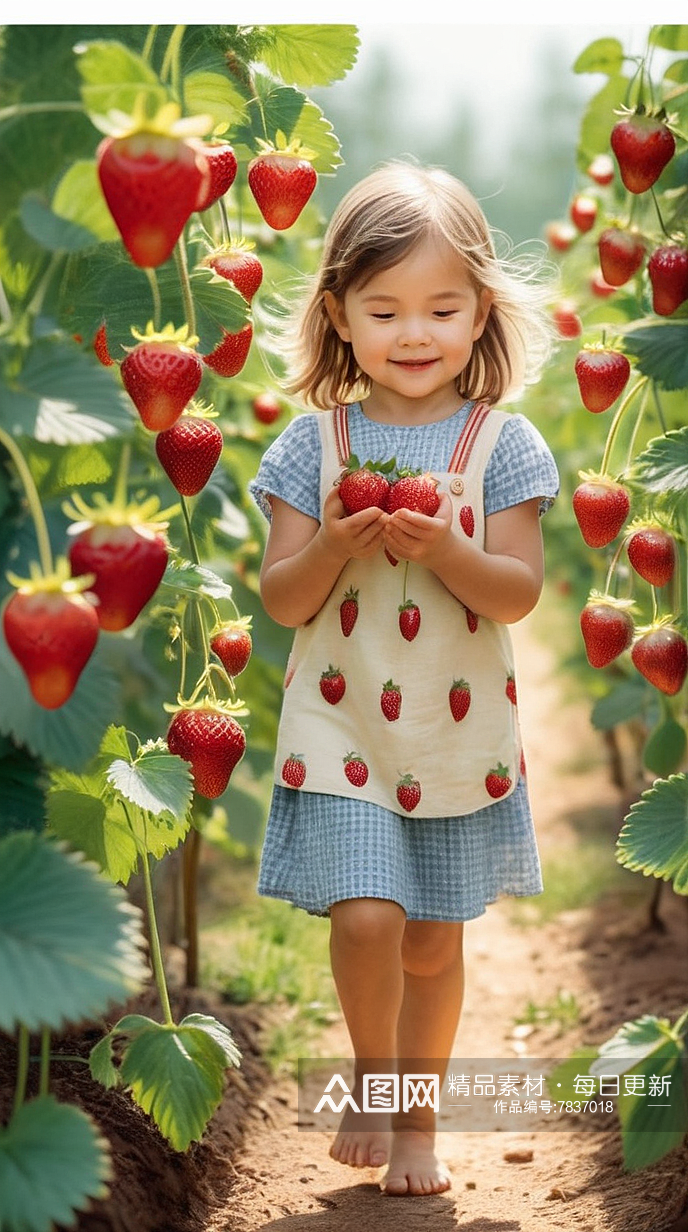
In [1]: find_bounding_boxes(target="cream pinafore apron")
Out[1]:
[273,402,523,818]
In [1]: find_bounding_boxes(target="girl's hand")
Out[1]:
[383,491,453,564]
[319,485,389,561]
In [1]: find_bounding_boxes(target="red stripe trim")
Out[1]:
[334,405,350,467]
[448,401,490,473]
[455,403,491,474]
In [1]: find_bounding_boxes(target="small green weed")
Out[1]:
[509,838,647,925]
[514,989,581,1034]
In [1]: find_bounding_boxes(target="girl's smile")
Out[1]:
[324,233,492,422]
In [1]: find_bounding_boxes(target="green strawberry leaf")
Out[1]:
[88,1032,121,1090]
[0,831,147,1032]
[26,440,114,495]
[289,98,343,175]
[577,74,630,168]
[180,1012,242,1068]
[622,321,688,391]
[650,25,688,50]
[19,193,98,253]
[189,265,250,350]
[616,773,688,893]
[46,779,139,885]
[232,79,306,152]
[0,743,46,839]
[257,25,360,87]
[0,1096,111,1232]
[106,742,193,820]
[160,557,235,601]
[573,38,625,75]
[630,426,688,498]
[76,38,169,121]
[590,679,655,731]
[664,59,688,83]
[118,1018,234,1150]
[184,69,248,127]
[52,160,120,244]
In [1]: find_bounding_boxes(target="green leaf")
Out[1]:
[664,59,688,83]
[184,70,247,126]
[53,160,120,244]
[160,557,235,601]
[622,321,688,391]
[630,426,688,498]
[46,780,139,885]
[616,774,688,893]
[190,265,250,345]
[76,38,169,120]
[643,717,687,777]
[180,1012,242,1067]
[118,1018,233,1150]
[591,679,653,731]
[546,1049,601,1102]
[591,1014,676,1071]
[573,38,625,75]
[0,338,132,443]
[0,831,147,1032]
[578,75,630,167]
[106,743,193,819]
[290,98,343,175]
[0,744,46,838]
[233,80,306,151]
[0,1096,111,1232]
[258,25,359,87]
[19,193,98,253]
[650,25,688,50]
[89,1032,121,1089]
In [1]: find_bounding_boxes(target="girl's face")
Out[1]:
[324,234,491,418]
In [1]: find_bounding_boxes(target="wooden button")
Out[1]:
[450,477,464,495]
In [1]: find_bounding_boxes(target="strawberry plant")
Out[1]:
[0,20,357,1226]
[533,23,688,1172]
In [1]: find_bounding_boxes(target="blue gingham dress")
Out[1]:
[249,401,560,921]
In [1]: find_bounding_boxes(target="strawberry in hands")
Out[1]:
[337,455,395,514]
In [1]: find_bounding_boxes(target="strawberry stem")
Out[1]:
[219,197,231,246]
[600,377,649,476]
[0,100,83,124]
[402,560,409,605]
[137,833,174,1026]
[0,424,54,576]
[624,381,651,469]
[651,381,668,434]
[160,24,186,98]
[12,1025,29,1116]
[604,535,630,595]
[113,442,131,511]
[38,1027,51,1097]
[144,267,162,332]
[141,24,158,63]
[174,235,196,336]
[650,187,672,240]
[0,273,11,326]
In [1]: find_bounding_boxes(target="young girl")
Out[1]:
[249,162,559,1197]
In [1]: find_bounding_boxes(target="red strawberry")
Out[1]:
[580,595,635,668]
[203,322,253,378]
[572,475,630,548]
[587,153,615,185]
[120,328,203,431]
[545,221,576,252]
[398,600,420,642]
[506,673,517,705]
[210,618,252,676]
[339,587,359,637]
[282,753,306,787]
[69,523,168,632]
[97,131,208,268]
[570,193,598,233]
[465,607,479,633]
[552,302,582,339]
[93,322,114,366]
[385,471,440,516]
[647,246,688,316]
[396,773,421,812]
[338,455,394,515]
[343,752,369,787]
[449,678,471,722]
[610,113,675,194]
[380,679,402,721]
[598,227,646,286]
[590,270,616,298]
[631,624,688,696]
[485,763,512,799]
[252,392,282,425]
[193,141,237,212]
[247,147,317,230]
[204,243,263,303]
[155,415,223,496]
[166,707,246,798]
[574,347,631,413]
[3,585,99,710]
[627,526,676,587]
[459,505,475,538]
[320,665,346,705]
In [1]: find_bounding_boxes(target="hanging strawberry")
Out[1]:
[597,227,646,286]
[210,617,253,677]
[120,323,203,432]
[203,323,253,378]
[631,622,688,696]
[167,703,246,798]
[574,345,631,413]
[572,472,631,548]
[96,101,214,267]
[647,245,688,316]
[155,406,224,496]
[626,520,677,588]
[579,593,635,668]
[203,240,263,302]
[247,135,317,230]
[610,108,676,194]
[192,140,238,212]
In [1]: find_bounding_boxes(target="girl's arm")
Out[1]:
[384,495,544,624]
[260,488,388,627]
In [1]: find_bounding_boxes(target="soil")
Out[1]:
[3,608,688,1232]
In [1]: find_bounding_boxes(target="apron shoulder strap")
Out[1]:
[318,405,350,510]
[448,401,510,478]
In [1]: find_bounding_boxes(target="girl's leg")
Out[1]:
[328,897,407,1168]
[382,920,465,1195]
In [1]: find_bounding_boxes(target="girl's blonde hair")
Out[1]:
[282,160,555,409]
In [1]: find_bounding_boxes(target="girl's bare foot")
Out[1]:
[380,1129,452,1195]
[329,1104,391,1168]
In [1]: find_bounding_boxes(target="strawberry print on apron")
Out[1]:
[273,402,523,818]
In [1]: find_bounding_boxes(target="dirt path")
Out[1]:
[207,610,688,1232]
